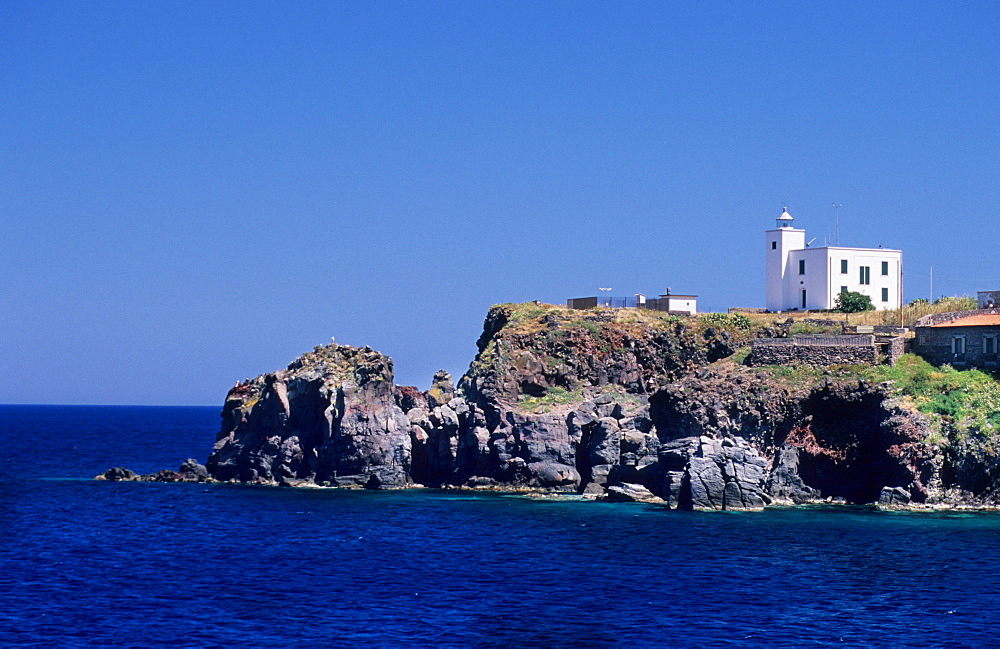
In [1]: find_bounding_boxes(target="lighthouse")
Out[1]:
[764,206,903,312]
[765,207,805,312]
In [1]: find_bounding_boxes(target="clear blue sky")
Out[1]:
[2,1,998,405]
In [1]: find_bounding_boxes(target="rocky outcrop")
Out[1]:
[645,365,934,508]
[157,302,997,509]
[206,344,411,488]
[602,483,663,504]
[95,459,212,483]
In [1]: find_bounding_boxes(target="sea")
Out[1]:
[1,405,999,648]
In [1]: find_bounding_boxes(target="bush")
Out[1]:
[836,291,874,313]
[700,313,730,327]
[730,313,753,331]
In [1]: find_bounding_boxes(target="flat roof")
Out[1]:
[792,246,902,253]
[930,314,1000,328]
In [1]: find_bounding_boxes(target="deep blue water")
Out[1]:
[2,405,1000,647]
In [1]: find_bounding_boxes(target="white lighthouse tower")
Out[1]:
[765,207,805,311]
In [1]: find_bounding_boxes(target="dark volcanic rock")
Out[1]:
[206,343,411,488]
[179,458,210,480]
[879,486,911,506]
[176,303,947,509]
[426,370,456,408]
[146,459,212,483]
[96,459,212,483]
[766,445,822,503]
[603,482,663,503]
[96,467,139,481]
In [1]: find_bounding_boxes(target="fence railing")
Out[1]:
[568,296,696,312]
[598,296,642,308]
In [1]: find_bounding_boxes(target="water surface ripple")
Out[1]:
[1,405,997,647]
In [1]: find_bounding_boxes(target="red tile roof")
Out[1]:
[930,314,1000,328]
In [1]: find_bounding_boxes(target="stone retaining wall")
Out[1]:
[753,334,875,347]
[749,341,878,367]
[879,336,906,366]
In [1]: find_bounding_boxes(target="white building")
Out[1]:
[765,207,902,312]
[655,292,697,314]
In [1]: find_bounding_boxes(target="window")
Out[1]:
[841,286,848,294]
[840,259,848,274]
[881,288,889,302]
[953,336,966,355]
[798,259,805,275]
[881,261,889,276]
[985,335,998,355]
[859,266,871,285]
[772,241,777,250]
[801,289,807,309]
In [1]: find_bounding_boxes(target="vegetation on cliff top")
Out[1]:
[485,302,756,342]
[227,343,393,413]
[747,352,1000,451]
[864,355,1000,446]
[517,385,646,414]
[466,303,759,408]
[470,297,1000,432]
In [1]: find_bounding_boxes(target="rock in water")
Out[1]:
[96,467,139,481]
[602,483,663,504]
[878,486,911,506]
[206,343,411,488]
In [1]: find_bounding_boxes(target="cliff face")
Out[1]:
[203,303,987,509]
[207,344,411,488]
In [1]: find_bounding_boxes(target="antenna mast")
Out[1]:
[832,203,843,246]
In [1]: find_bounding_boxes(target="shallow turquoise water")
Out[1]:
[1,405,998,647]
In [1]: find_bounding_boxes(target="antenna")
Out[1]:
[598,287,612,306]
[832,203,843,245]
[806,238,817,247]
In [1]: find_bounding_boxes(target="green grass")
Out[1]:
[518,385,584,413]
[757,363,828,383]
[727,346,752,365]
[862,354,1000,444]
[789,321,841,335]
[517,386,644,414]
[744,353,1000,451]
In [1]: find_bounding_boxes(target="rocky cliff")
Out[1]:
[194,303,999,510]
[207,344,411,488]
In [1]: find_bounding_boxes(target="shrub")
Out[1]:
[729,313,753,331]
[700,313,731,327]
[836,291,874,313]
